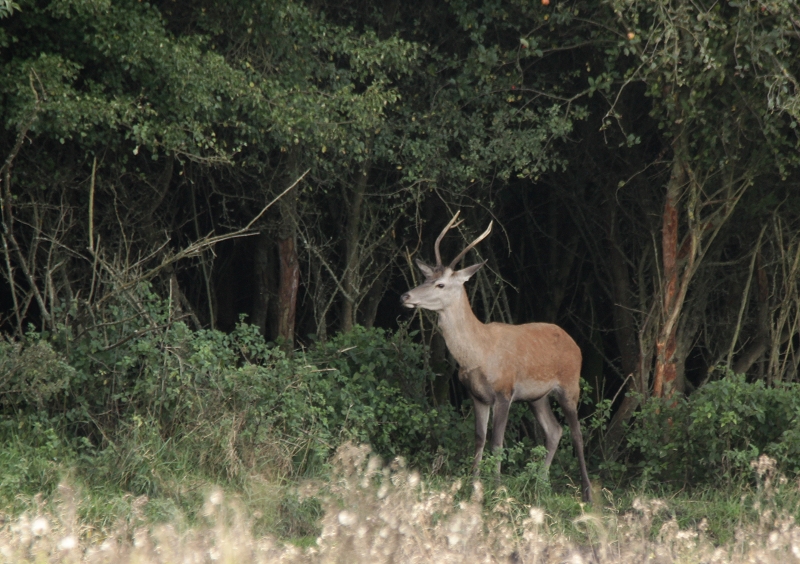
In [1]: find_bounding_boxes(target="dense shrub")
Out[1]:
[18,286,800,506]
[0,339,75,411]
[303,326,472,467]
[627,370,800,485]
[0,286,472,501]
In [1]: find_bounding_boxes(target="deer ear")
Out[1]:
[415,259,435,279]
[454,261,486,282]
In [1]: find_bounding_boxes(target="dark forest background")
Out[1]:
[2,0,800,505]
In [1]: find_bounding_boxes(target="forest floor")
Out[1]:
[2,444,799,563]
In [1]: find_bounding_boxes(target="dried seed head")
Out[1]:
[338,510,357,527]
[367,456,383,473]
[209,488,224,506]
[31,517,49,537]
[529,507,545,526]
[57,535,77,551]
[472,480,484,503]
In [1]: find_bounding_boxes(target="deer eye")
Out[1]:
[436,283,445,289]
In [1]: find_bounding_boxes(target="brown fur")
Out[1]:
[401,218,592,503]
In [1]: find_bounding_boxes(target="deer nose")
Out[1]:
[400,292,410,303]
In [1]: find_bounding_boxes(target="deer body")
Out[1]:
[401,212,592,502]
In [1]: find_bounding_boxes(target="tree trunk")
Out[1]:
[534,197,581,323]
[584,319,605,407]
[276,187,299,350]
[251,230,273,337]
[732,253,777,377]
[604,202,649,449]
[311,258,330,341]
[430,331,451,407]
[357,267,387,329]
[213,244,237,332]
[168,269,201,330]
[341,158,370,333]
[653,152,687,399]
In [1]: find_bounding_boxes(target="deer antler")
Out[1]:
[448,220,493,270]
[434,211,462,266]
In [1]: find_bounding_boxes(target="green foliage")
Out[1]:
[2,0,255,160]
[303,326,470,466]
[480,443,553,499]
[0,415,74,503]
[627,370,800,485]
[0,0,19,19]
[2,0,800,545]
[0,285,472,503]
[0,339,74,411]
[607,0,800,176]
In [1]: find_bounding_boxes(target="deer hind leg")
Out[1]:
[471,397,491,477]
[531,396,563,470]
[554,388,593,504]
[490,397,511,474]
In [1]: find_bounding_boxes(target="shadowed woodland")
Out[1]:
[3,0,800,532]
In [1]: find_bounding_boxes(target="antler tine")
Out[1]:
[448,220,493,270]
[434,211,462,266]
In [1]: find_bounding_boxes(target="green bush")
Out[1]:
[0,285,472,501]
[627,369,800,486]
[0,339,75,411]
[303,326,472,468]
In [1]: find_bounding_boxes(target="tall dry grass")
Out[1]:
[2,445,800,563]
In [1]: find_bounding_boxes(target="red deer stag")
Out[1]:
[401,212,592,502]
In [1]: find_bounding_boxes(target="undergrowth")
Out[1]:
[3,445,800,563]
[5,286,800,560]
[0,285,472,528]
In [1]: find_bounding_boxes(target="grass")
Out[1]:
[3,445,800,563]
[7,320,800,560]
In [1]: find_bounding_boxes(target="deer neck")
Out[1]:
[437,290,487,368]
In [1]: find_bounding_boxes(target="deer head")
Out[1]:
[401,211,492,312]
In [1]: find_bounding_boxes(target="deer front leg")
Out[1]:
[490,397,511,474]
[471,398,491,477]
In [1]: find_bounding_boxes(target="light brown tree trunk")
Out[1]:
[276,188,299,350]
[653,153,687,399]
[277,237,299,348]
